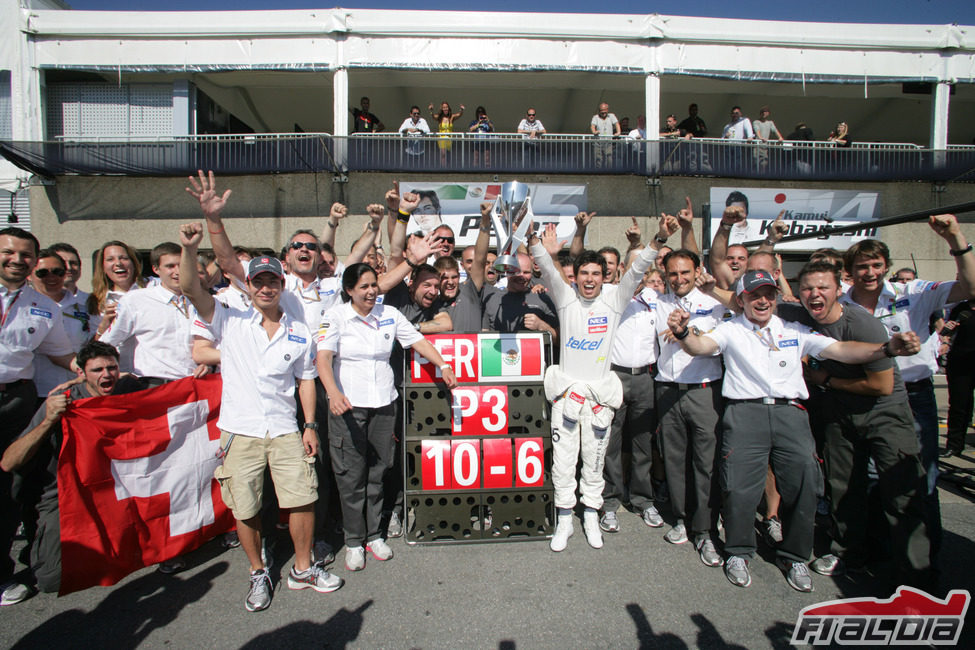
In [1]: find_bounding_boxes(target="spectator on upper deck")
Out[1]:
[752,106,783,142]
[828,122,852,147]
[677,103,707,138]
[350,96,384,133]
[722,106,754,140]
[659,115,691,140]
[518,108,546,138]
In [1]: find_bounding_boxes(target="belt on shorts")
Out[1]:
[727,397,801,407]
[0,379,29,393]
[656,380,713,391]
[611,364,654,376]
[904,377,933,392]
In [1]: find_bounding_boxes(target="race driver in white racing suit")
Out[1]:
[530,214,678,551]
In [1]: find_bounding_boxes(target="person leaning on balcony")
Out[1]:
[517,108,546,138]
[398,106,430,156]
[828,122,852,147]
[752,106,784,142]
[349,96,384,133]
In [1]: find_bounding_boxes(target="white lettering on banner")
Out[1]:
[432,337,476,378]
[111,400,220,537]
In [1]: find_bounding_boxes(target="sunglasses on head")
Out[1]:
[35,267,66,279]
[289,241,320,252]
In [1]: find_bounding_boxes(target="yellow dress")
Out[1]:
[438,119,453,151]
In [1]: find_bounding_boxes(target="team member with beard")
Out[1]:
[531,216,676,552]
[777,261,933,590]
[435,203,492,332]
[481,250,558,340]
[668,269,922,592]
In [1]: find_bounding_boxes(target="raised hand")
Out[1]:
[330,202,348,222]
[721,205,746,226]
[367,203,385,222]
[929,213,960,240]
[677,196,694,230]
[385,181,401,213]
[186,170,232,219]
[574,211,596,229]
[626,217,641,246]
[541,222,563,256]
[400,191,420,214]
[656,213,680,240]
[179,222,205,248]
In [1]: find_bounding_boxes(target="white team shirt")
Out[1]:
[34,291,100,396]
[531,241,658,380]
[209,303,317,437]
[99,284,197,380]
[610,288,658,367]
[707,313,836,400]
[0,284,73,383]
[840,278,953,383]
[286,274,342,342]
[654,289,729,384]
[317,302,423,408]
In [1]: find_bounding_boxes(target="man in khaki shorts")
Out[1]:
[178,222,342,612]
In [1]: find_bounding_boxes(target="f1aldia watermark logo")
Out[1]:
[790,586,970,646]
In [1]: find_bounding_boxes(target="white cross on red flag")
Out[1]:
[58,375,234,595]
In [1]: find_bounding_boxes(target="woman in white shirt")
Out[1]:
[317,263,457,571]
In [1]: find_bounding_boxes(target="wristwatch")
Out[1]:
[303,422,319,431]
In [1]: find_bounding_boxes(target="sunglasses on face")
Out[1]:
[35,267,66,279]
[289,241,320,252]
[436,237,455,245]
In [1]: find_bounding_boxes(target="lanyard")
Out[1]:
[753,326,779,351]
[0,288,23,330]
[170,295,189,319]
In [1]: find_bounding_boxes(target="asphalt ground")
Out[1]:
[2,378,974,649]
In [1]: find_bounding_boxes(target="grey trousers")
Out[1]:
[657,382,722,539]
[328,404,397,548]
[603,370,656,512]
[721,401,818,563]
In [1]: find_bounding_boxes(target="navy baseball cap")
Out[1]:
[246,256,284,281]
[736,269,778,296]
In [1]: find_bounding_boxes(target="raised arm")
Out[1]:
[178,222,216,322]
[710,205,745,290]
[468,202,493,292]
[321,202,348,251]
[756,211,788,254]
[345,205,384,266]
[929,214,975,303]
[377,232,438,294]
[822,331,921,365]
[387,183,420,268]
[616,215,675,309]
[677,196,700,255]
[186,170,242,284]
[569,211,595,258]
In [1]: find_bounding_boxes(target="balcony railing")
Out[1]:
[1,133,973,182]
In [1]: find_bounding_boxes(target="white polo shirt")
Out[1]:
[100,285,197,380]
[0,284,73,383]
[707,313,836,401]
[654,289,729,384]
[209,303,318,437]
[34,291,100,396]
[286,274,342,343]
[610,288,658,368]
[840,278,954,383]
[317,302,423,409]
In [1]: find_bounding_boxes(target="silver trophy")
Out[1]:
[490,181,535,273]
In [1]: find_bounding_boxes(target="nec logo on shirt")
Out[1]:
[695,308,712,315]
[779,339,799,347]
[30,307,53,319]
[566,336,603,351]
[378,318,395,327]
[893,298,910,309]
[288,333,307,344]
[588,316,608,333]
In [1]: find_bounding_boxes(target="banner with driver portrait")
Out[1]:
[709,187,881,252]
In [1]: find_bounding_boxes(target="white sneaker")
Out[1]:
[345,546,365,571]
[549,514,574,552]
[582,510,603,549]
[366,538,393,561]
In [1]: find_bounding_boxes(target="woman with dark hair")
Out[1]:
[468,105,494,167]
[428,101,465,166]
[316,263,457,572]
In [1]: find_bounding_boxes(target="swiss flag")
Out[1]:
[58,375,234,595]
